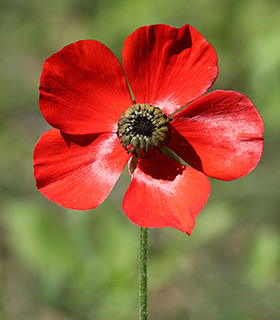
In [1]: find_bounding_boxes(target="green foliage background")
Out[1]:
[1,0,280,319]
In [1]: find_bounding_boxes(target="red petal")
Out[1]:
[33,130,130,209]
[123,152,210,234]
[123,24,218,116]
[40,40,132,134]
[170,90,264,180]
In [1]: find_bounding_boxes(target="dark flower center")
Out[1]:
[117,103,171,158]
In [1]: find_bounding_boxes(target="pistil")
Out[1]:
[117,103,171,158]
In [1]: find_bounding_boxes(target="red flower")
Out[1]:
[33,24,264,234]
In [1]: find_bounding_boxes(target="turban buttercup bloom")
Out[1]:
[34,24,264,234]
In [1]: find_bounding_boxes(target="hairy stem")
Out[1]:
[139,227,148,320]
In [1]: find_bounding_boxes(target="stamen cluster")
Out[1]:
[117,103,171,157]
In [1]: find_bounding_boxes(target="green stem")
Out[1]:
[139,227,148,320]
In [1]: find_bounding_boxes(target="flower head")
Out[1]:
[34,24,264,234]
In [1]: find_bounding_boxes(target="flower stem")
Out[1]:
[139,227,148,320]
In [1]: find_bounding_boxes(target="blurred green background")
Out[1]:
[1,0,279,319]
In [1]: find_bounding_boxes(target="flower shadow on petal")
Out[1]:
[61,131,101,147]
[166,26,192,56]
[138,152,186,181]
[169,127,203,172]
[145,25,192,56]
